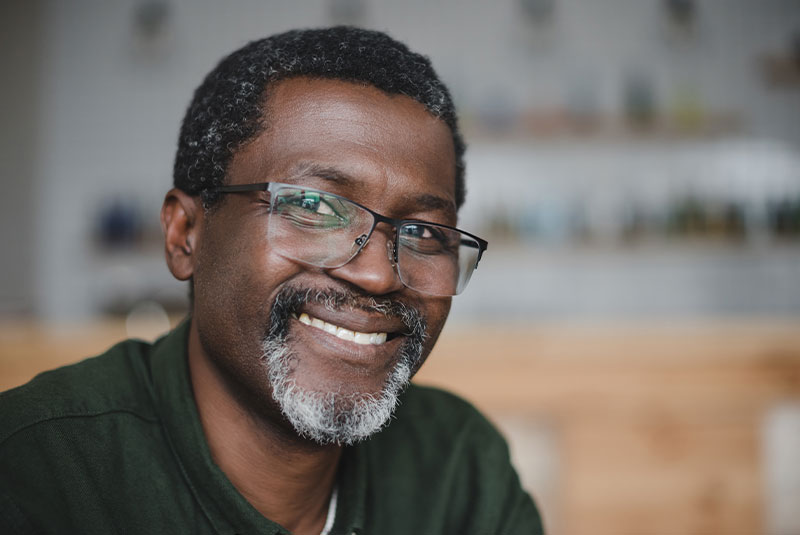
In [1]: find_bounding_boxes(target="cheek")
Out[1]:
[193,219,293,340]
[420,297,452,354]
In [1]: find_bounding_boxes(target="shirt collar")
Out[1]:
[148,318,366,535]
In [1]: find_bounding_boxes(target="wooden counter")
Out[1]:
[2,319,800,534]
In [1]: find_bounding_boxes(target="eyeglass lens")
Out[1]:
[266,186,482,296]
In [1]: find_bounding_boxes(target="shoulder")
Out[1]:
[0,332,202,533]
[390,383,503,444]
[361,384,544,534]
[370,383,516,478]
[0,337,157,446]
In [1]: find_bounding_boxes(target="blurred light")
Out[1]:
[125,300,170,341]
[764,402,800,535]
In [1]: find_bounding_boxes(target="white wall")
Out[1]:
[11,0,800,320]
[0,1,43,316]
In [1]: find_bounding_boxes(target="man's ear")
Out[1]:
[161,188,202,281]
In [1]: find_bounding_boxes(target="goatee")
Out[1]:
[261,286,427,445]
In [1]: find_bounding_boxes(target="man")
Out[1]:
[0,27,542,534]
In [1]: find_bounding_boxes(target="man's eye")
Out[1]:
[299,196,320,210]
[400,224,462,257]
[402,224,434,239]
[291,193,337,216]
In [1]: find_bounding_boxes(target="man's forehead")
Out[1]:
[229,77,458,215]
[262,77,445,132]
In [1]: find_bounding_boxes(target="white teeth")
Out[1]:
[294,313,388,345]
[323,322,338,335]
[336,327,355,342]
[354,332,372,344]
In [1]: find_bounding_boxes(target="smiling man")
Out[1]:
[0,27,543,534]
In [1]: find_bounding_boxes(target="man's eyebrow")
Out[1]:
[288,162,358,188]
[409,194,457,220]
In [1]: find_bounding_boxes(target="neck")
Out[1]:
[187,325,340,535]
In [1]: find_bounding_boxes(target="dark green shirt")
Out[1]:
[0,320,543,534]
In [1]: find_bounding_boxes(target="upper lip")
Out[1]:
[297,302,408,336]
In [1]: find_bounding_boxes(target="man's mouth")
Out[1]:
[294,312,389,346]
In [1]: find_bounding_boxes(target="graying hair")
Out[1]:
[173,26,466,209]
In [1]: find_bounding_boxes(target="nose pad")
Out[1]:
[350,233,369,258]
[330,230,404,294]
[352,233,396,266]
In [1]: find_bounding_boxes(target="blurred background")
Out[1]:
[1,0,799,533]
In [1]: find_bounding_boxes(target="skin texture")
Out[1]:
[161,77,457,535]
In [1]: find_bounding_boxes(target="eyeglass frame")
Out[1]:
[204,181,488,294]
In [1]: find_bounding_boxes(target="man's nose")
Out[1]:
[326,229,405,296]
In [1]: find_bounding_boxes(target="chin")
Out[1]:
[261,332,415,445]
[257,284,428,444]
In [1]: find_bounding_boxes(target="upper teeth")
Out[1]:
[297,313,388,345]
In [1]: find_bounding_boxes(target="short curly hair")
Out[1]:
[173,26,466,209]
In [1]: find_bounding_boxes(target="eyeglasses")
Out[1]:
[207,182,488,296]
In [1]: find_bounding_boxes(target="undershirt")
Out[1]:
[320,486,338,535]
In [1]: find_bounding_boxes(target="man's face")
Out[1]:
[189,77,457,443]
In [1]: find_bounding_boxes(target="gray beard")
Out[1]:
[260,287,426,446]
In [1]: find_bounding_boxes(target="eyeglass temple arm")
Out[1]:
[460,239,487,267]
[210,183,271,193]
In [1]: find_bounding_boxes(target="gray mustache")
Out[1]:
[268,286,427,341]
